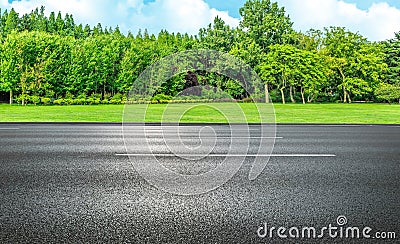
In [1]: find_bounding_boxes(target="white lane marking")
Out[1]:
[136,136,282,139]
[124,129,274,131]
[0,128,20,130]
[116,153,336,157]
[279,124,400,128]
[14,130,123,132]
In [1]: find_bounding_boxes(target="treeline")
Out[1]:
[0,0,399,105]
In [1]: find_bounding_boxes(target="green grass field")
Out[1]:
[0,103,399,124]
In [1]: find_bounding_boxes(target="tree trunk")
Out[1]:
[300,87,305,104]
[339,68,347,103]
[9,90,13,105]
[308,95,314,103]
[289,85,295,103]
[102,83,106,100]
[348,93,352,103]
[265,83,270,103]
[280,87,285,104]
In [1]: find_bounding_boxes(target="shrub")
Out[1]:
[241,97,255,103]
[151,94,172,103]
[110,93,123,104]
[87,94,101,105]
[65,98,74,105]
[375,84,400,103]
[53,98,65,105]
[16,94,30,105]
[41,97,51,105]
[29,95,41,105]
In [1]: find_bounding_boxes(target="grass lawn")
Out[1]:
[0,103,399,124]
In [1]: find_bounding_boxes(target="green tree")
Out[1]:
[198,16,235,52]
[296,50,328,104]
[64,13,75,36]
[324,27,386,103]
[259,44,299,104]
[297,29,324,52]
[19,14,31,31]
[239,0,294,51]
[0,33,20,104]
[55,12,64,35]
[383,32,400,86]
[4,8,19,34]
[34,6,48,32]
[48,12,56,33]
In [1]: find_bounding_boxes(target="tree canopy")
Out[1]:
[0,1,398,105]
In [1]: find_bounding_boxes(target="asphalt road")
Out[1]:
[0,123,399,243]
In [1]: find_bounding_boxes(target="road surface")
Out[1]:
[0,123,399,243]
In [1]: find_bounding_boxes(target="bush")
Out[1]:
[76,98,88,105]
[30,95,41,105]
[241,97,255,103]
[53,98,65,105]
[87,94,101,105]
[110,93,123,104]
[16,94,30,105]
[375,84,400,103]
[41,97,51,105]
[151,94,172,103]
[64,98,73,105]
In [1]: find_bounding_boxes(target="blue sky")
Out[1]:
[206,0,400,17]
[1,0,400,41]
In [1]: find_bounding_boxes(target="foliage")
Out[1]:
[0,2,398,105]
[375,83,400,103]
[323,27,387,103]
[383,32,400,86]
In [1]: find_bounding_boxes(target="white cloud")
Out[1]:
[0,0,239,35]
[278,0,400,41]
[124,0,239,34]
[210,8,240,27]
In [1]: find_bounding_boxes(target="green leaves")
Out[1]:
[323,27,387,103]
[239,0,294,50]
[198,17,235,52]
[375,83,400,103]
[0,2,398,105]
[383,32,400,86]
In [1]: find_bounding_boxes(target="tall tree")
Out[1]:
[4,8,19,34]
[198,16,235,52]
[0,32,20,103]
[34,6,47,32]
[324,27,387,103]
[64,13,75,36]
[383,32,400,86]
[55,12,64,35]
[258,44,299,104]
[239,0,294,51]
[48,12,56,33]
